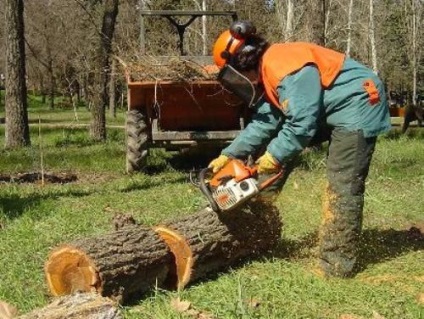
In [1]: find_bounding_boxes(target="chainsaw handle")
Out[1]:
[198,167,221,212]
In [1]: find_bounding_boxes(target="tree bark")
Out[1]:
[45,201,282,303]
[17,293,122,319]
[5,0,30,148]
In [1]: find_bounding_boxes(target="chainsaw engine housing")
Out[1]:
[211,177,259,211]
[198,159,282,213]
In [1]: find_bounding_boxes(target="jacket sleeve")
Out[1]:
[267,65,323,164]
[221,96,284,159]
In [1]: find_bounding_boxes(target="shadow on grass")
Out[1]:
[268,227,423,274]
[119,174,188,193]
[100,224,424,307]
[0,189,92,220]
[383,127,424,140]
[356,227,424,272]
[167,149,221,172]
[135,148,220,176]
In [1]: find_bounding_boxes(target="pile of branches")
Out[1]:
[117,56,219,82]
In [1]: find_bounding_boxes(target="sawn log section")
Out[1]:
[45,201,282,302]
[45,226,171,302]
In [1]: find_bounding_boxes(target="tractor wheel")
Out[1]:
[126,109,150,173]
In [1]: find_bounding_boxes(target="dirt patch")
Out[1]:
[0,172,77,184]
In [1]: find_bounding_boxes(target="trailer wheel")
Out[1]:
[126,109,150,173]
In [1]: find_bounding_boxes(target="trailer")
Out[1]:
[125,10,251,173]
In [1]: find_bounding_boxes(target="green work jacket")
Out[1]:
[221,58,392,164]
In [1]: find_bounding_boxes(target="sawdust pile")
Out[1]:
[120,56,220,82]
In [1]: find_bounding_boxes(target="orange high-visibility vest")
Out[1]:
[260,42,345,108]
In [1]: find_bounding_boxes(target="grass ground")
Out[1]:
[0,99,423,318]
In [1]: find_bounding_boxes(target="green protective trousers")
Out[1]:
[258,128,377,277]
[319,128,376,277]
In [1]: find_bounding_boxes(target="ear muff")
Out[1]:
[229,20,257,40]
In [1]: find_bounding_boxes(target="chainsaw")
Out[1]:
[197,159,283,213]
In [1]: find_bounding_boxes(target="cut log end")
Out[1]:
[154,225,193,289]
[45,246,100,296]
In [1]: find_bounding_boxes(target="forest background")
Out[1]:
[0,0,423,146]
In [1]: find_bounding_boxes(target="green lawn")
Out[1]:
[0,102,423,318]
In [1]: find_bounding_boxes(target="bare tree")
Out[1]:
[407,0,423,106]
[4,0,30,148]
[202,0,207,55]
[369,0,378,73]
[346,0,354,56]
[25,0,62,109]
[109,57,116,117]
[305,0,326,45]
[138,0,149,54]
[90,0,119,141]
[285,0,294,41]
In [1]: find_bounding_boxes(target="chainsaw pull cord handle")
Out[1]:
[198,167,221,212]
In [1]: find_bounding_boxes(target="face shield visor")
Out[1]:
[217,64,264,109]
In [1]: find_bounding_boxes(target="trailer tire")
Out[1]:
[126,109,150,173]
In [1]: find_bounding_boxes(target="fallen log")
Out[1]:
[45,200,282,302]
[17,293,122,319]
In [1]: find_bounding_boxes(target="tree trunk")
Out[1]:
[48,55,55,110]
[346,0,354,56]
[44,201,282,303]
[17,293,122,319]
[201,0,207,55]
[410,0,420,106]
[369,0,378,73]
[138,0,148,54]
[5,0,30,148]
[109,58,116,118]
[285,0,294,41]
[306,0,326,46]
[90,0,119,141]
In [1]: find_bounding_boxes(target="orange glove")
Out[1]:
[208,154,230,173]
[256,151,280,174]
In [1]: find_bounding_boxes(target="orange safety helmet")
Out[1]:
[213,30,244,68]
